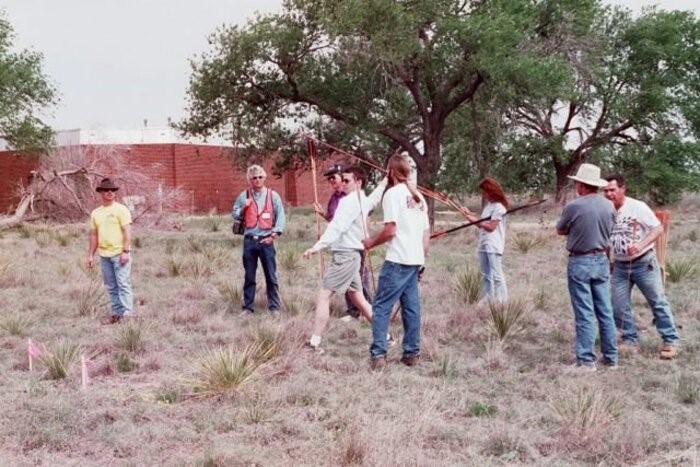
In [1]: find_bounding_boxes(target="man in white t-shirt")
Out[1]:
[603,174,680,360]
[362,155,430,370]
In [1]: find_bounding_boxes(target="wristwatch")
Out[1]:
[123,249,131,253]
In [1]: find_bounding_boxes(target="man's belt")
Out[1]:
[569,248,606,257]
[617,249,653,263]
[244,234,271,241]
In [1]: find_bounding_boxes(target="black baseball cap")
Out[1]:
[323,164,345,177]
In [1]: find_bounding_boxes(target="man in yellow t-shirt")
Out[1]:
[87,178,133,324]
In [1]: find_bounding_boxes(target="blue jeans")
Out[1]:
[242,237,280,311]
[100,255,133,317]
[478,251,508,302]
[370,261,421,359]
[567,254,617,365]
[612,252,679,345]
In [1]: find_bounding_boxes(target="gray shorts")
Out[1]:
[322,250,362,294]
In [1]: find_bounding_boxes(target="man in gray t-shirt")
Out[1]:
[556,163,618,372]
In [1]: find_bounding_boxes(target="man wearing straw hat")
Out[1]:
[556,163,618,372]
[603,174,680,360]
[86,178,134,324]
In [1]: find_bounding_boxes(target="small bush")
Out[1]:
[205,216,223,232]
[114,320,150,353]
[217,282,242,313]
[513,233,544,254]
[488,298,529,341]
[666,258,698,283]
[675,374,699,405]
[39,340,82,380]
[278,248,303,273]
[469,402,497,417]
[551,386,623,441]
[190,343,273,398]
[455,268,481,304]
[115,353,138,373]
[77,274,106,317]
[166,255,184,277]
[0,314,33,336]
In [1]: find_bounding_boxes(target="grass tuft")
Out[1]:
[454,267,481,304]
[217,282,242,313]
[190,343,273,398]
[666,258,698,283]
[39,340,82,380]
[675,373,699,405]
[0,314,33,336]
[114,320,150,353]
[513,232,544,253]
[115,353,138,373]
[278,248,304,273]
[488,298,529,341]
[551,386,623,441]
[77,273,106,317]
[469,402,497,417]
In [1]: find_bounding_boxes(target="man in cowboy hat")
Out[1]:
[603,174,680,359]
[556,163,618,372]
[87,178,134,324]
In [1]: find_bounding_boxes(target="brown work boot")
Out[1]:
[400,354,420,367]
[369,356,387,371]
[659,344,678,360]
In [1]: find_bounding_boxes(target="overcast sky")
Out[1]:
[2,0,698,130]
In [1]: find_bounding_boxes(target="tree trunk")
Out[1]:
[420,127,443,231]
[0,194,35,230]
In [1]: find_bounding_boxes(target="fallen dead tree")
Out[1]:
[1,145,189,230]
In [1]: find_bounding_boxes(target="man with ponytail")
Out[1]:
[362,155,430,370]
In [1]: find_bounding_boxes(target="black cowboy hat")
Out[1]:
[96,178,120,192]
[323,164,345,177]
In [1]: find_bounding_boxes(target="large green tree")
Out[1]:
[179,0,571,219]
[503,4,700,202]
[0,13,56,151]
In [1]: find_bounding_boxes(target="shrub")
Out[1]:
[551,386,623,442]
[675,373,699,405]
[77,273,106,317]
[281,293,311,316]
[205,215,223,232]
[0,314,33,336]
[513,232,544,254]
[469,402,497,417]
[39,340,82,380]
[666,258,698,283]
[278,248,303,273]
[488,299,529,341]
[455,268,481,304]
[114,320,150,353]
[166,255,185,277]
[115,353,138,373]
[190,343,273,398]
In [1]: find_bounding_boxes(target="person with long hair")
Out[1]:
[463,177,509,303]
[362,155,430,370]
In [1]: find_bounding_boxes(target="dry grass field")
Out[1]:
[1,199,699,466]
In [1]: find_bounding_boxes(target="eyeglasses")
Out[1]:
[101,188,117,192]
[251,176,265,180]
[341,178,353,184]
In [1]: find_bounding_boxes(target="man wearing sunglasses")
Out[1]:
[232,165,286,317]
[303,166,376,352]
[87,178,134,324]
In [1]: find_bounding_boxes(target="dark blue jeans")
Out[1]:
[242,238,280,311]
[370,261,422,359]
[567,254,617,365]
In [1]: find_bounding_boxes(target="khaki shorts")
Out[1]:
[322,250,362,294]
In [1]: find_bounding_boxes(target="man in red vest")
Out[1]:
[232,165,286,316]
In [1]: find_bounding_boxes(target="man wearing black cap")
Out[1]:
[87,178,133,324]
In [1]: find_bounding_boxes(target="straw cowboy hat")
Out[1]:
[96,178,120,192]
[567,163,608,188]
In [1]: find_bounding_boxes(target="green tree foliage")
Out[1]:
[0,13,56,151]
[502,3,700,201]
[178,0,569,220]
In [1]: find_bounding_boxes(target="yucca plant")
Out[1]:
[454,268,481,304]
[77,274,106,317]
[488,299,529,341]
[0,314,33,336]
[551,387,623,439]
[166,255,185,277]
[114,320,150,353]
[666,258,698,283]
[513,233,544,254]
[217,282,243,313]
[205,215,222,232]
[189,343,272,398]
[278,248,303,273]
[39,340,82,380]
[675,373,699,405]
[281,293,310,316]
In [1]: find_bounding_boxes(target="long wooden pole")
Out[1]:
[308,140,324,278]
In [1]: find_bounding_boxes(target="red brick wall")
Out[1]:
[0,144,336,214]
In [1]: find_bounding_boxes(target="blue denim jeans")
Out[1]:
[242,237,280,311]
[478,251,508,303]
[100,255,133,317]
[567,254,617,365]
[370,261,421,359]
[612,252,679,345]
